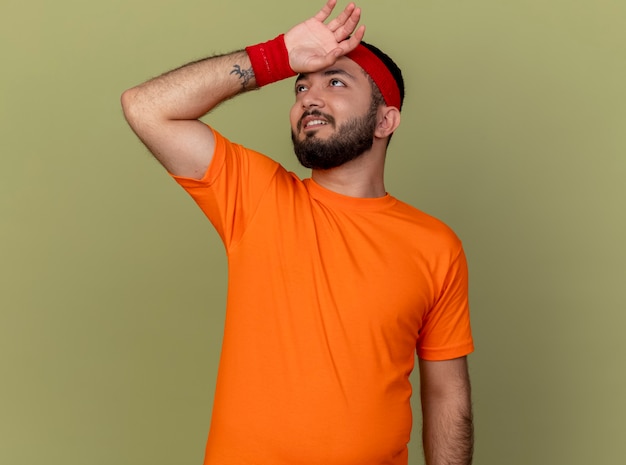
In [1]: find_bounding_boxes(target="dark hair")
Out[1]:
[359,41,405,111]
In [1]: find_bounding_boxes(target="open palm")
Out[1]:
[284,0,366,73]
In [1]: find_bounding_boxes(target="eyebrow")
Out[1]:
[295,68,358,83]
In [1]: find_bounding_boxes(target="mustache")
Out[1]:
[297,110,336,132]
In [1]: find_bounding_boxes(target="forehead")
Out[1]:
[296,57,368,83]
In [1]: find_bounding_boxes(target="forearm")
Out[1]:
[421,395,473,465]
[122,50,254,127]
[419,357,474,465]
[121,50,255,177]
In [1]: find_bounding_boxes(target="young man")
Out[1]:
[121,1,474,464]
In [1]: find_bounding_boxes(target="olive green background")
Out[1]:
[2,0,625,464]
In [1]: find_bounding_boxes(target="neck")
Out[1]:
[311,145,387,198]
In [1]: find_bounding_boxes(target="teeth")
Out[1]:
[305,120,327,128]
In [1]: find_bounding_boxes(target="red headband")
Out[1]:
[346,44,402,110]
[246,36,402,109]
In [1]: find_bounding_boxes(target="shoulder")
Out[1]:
[171,128,292,191]
[208,128,292,183]
[389,198,462,249]
[214,129,278,166]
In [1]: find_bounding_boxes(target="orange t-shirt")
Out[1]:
[172,129,474,465]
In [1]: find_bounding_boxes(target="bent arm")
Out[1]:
[419,356,474,465]
[120,1,365,180]
[121,51,255,179]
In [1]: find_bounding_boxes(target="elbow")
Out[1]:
[120,87,141,125]
[120,86,156,136]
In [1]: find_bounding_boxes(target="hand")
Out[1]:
[284,0,365,74]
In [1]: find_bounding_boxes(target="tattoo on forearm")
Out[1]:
[230,64,255,89]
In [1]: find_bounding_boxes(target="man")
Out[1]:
[121,1,474,464]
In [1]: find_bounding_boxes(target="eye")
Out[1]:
[295,83,308,93]
[329,78,346,87]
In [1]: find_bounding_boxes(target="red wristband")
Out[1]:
[245,34,297,87]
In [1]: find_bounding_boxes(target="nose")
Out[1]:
[301,86,325,109]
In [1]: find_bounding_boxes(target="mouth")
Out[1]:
[298,111,335,133]
[304,119,329,130]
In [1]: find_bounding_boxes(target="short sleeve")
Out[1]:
[170,128,280,249]
[417,246,474,360]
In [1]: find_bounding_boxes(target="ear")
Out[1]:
[374,106,401,139]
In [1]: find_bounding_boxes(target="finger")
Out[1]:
[336,25,366,55]
[314,0,338,23]
[326,2,356,32]
[333,6,361,40]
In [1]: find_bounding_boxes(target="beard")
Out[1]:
[291,103,378,170]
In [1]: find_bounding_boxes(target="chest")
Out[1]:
[230,200,438,344]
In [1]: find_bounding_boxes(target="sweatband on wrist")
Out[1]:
[347,44,402,110]
[245,34,297,87]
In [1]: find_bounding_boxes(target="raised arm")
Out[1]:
[120,0,365,179]
[121,51,252,178]
[419,356,474,465]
